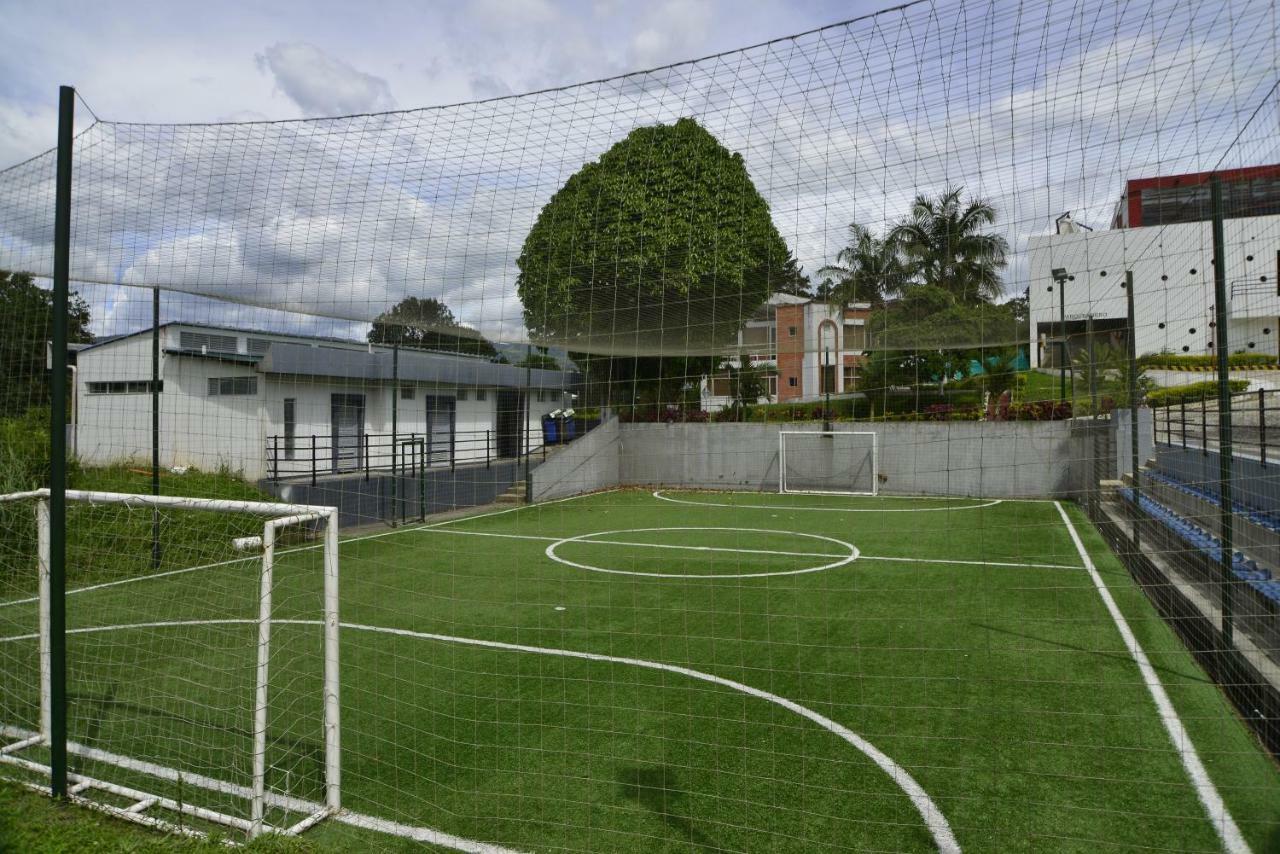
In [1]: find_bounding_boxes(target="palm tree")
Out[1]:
[888,186,1009,303]
[815,223,907,307]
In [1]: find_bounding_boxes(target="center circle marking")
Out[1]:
[544,526,859,579]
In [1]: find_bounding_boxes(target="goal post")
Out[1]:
[0,488,341,841]
[778,430,878,496]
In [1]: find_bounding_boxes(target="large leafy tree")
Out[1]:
[516,118,794,406]
[0,269,93,417]
[368,296,497,358]
[888,186,1009,303]
[816,223,908,307]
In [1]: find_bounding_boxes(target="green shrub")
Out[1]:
[1145,380,1250,407]
[1138,352,1278,370]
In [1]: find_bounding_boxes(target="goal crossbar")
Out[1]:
[0,488,342,841]
[778,430,878,496]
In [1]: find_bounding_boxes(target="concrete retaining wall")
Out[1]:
[614,421,1078,498]
[529,417,622,501]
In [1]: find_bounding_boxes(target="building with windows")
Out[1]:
[73,323,576,481]
[701,294,872,410]
[1030,167,1280,367]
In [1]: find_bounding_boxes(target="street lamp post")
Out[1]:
[1050,268,1070,404]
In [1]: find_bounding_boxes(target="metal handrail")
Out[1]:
[265,422,590,484]
[1154,386,1277,466]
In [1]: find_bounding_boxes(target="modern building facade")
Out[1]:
[74,323,576,481]
[701,294,872,409]
[1030,174,1280,367]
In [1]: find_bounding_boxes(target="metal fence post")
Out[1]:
[1181,399,1187,448]
[311,435,317,487]
[1260,389,1268,467]
[1125,271,1141,549]
[47,83,75,798]
[1210,174,1235,645]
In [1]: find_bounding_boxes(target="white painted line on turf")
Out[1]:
[1053,501,1250,854]
[0,488,619,611]
[545,527,860,578]
[419,528,1078,571]
[0,719,525,854]
[0,619,959,853]
[855,554,1081,570]
[652,490,1002,513]
[422,526,850,559]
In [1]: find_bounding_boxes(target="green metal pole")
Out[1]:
[1059,277,1067,404]
[1125,271,1140,549]
[151,289,161,569]
[49,84,75,798]
[391,344,398,525]
[524,344,533,503]
[1210,175,1235,644]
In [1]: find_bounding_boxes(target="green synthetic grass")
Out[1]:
[1,489,1278,852]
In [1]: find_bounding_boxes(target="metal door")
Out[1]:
[424,395,456,466]
[330,393,365,472]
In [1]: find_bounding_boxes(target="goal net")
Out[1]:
[0,489,339,842]
[779,431,877,495]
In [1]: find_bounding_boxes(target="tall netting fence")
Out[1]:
[2,0,1280,849]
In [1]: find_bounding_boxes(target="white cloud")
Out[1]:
[256,42,396,117]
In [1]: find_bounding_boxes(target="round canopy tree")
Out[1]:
[517,118,792,357]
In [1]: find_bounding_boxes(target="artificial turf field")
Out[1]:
[1,488,1278,852]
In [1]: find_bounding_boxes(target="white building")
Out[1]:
[73,323,575,481]
[1028,213,1280,366]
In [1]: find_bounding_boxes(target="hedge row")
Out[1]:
[1145,380,1250,407]
[1138,352,1278,370]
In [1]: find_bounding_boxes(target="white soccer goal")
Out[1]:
[778,430,878,495]
[0,489,340,842]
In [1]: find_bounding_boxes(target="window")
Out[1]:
[283,398,296,460]
[475,388,487,401]
[247,338,271,355]
[180,331,237,353]
[709,374,732,397]
[820,365,837,394]
[844,323,867,350]
[86,380,162,395]
[788,376,797,388]
[207,376,257,396]
[456,388,469,401]
[842,365,858,390]
[766,374,777,398]
[400,385,415,400]
[818,321,839,393]
[787,326,797,337]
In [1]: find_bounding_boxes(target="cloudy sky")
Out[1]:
[0,0,1275,349]
[0,0,880,166]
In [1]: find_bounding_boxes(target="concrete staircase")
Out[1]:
[495,480,529,504]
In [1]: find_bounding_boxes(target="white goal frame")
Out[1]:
[0,488,341,841]
[778,430,878,496]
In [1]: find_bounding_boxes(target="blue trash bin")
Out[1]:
[542,414,559,445]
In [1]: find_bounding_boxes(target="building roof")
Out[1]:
[260,342,573,388]
[81,322,578,390]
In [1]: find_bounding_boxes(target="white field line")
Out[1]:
[1053,501,1250,854]
[856,554,1080,570]
[543,527,859,580]
[419,527,1079,570]
[0,488,618,611]
[0,618,960,853]
[0,719,524,854]
[653,489,1003,513]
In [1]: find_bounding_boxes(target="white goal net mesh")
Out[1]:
[779,431,877,495]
